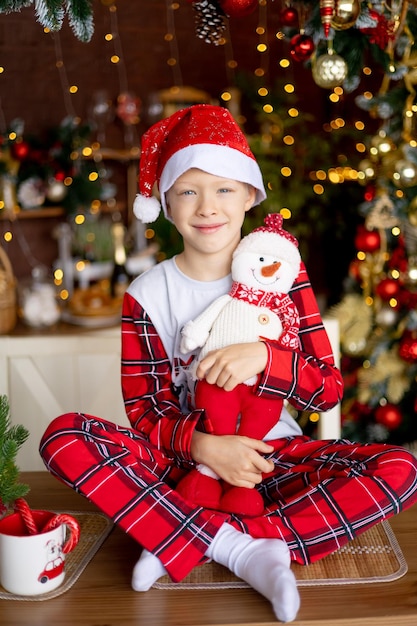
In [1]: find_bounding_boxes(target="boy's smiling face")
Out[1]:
[165,168,256,265]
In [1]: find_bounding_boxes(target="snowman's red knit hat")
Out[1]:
[133,104,266,223]
[234,213,301,270]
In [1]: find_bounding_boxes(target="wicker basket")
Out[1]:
[0,245,17,334]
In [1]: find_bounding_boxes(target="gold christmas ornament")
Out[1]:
[370,130,396,159]
[312,50,348,88]
[357,159,376,184]
[405,256,417,286]
[331,0,361,30]
[328,294,372,356]
[408,197,417,226]
[392,158,417,187]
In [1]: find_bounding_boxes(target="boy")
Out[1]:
[40,105,417,623]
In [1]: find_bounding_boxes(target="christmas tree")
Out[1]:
[295,0,417,445]
[188,0,417,444]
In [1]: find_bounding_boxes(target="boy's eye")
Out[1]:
[181,189,195,195]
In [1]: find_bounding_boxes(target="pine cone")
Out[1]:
[192,0,227,45]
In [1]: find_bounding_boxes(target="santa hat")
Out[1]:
[133,104,266,223]
[234,213,301,270]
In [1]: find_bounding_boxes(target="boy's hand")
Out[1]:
[196,342,268,391]
[191,431,275,488]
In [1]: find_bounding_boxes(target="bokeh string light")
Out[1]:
[52,31,79,120]
[165,0,183,88]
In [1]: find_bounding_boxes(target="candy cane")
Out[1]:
[14,498,38,535]
[42,513,81,553]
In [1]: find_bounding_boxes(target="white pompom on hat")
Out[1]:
[234,213,301,271]
[133,104,266,223]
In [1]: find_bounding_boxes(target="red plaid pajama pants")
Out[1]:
[40,412,417,582]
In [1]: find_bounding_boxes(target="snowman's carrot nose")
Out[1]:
[261,261,281,277]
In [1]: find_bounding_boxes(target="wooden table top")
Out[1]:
[1,471,417,626]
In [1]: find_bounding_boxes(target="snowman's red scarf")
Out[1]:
[229,281,300,349]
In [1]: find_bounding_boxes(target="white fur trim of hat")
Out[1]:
[133,104,266,223]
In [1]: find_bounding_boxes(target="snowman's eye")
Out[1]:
[259,257,264,262]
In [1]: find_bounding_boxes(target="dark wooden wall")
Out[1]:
[0,1,356,298]
[0,1,323,135]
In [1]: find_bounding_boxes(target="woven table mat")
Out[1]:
[0,511,113,601]
[154,520,407,589]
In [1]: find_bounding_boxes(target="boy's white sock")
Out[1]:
[206,523,300,623]
[131,549,167,591]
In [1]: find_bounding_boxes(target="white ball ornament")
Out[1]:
[312,52,348,89]
[392,159,417,187]
[46,178,67,203]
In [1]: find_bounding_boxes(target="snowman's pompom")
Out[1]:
[133,194,161,223]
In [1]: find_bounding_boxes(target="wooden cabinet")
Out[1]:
[0,325,127,471]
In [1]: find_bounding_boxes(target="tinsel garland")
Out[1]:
[0,0,94,41]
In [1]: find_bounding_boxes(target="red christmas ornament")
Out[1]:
[290,33,315,62]
[219,0,258,18]
[375,277,401,301]
[54,170,66,182]
[399,330,417,363]
[10,140,30,161]
[280,6,299,27]
[348,258,361,282]
[320,0,335,38]
[375,404,402,430]
[364,184,376,202]
[354,226,381,253]
[400,289,417,311]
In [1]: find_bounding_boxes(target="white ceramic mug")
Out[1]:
[0,510,76,596]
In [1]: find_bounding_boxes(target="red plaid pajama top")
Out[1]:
[40,260,417,582]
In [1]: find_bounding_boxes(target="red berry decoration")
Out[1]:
[54,170,66,182]
[10,140,30,161]
[375,277,401,301]
[290,33,315,62]
[219,0,258,18]
[280,6,299,27]
[399,330,417,363]
[364,184,376,202]
[354,226,381,253]
[375,404,402,430]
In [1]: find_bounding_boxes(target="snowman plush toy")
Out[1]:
[176,213,302,517]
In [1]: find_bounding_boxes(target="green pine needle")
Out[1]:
[0,395,30,514]
[35,0,64,31]
[0,0,94,41]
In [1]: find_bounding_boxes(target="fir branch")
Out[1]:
[65,0,93,43]
[0,0,94,41]
[0,395,29,515]
[0,1,33,13]
[34,0,64,32]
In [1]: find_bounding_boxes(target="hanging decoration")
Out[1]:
[331,0,361,31]
[189,0,227,45]
[289,33,315,62]
[312,45,348,88]
[319,0,336,39]
[220,0,259,17]
[279,4,298,27]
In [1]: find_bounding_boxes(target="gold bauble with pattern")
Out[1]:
[331,0,361,30]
